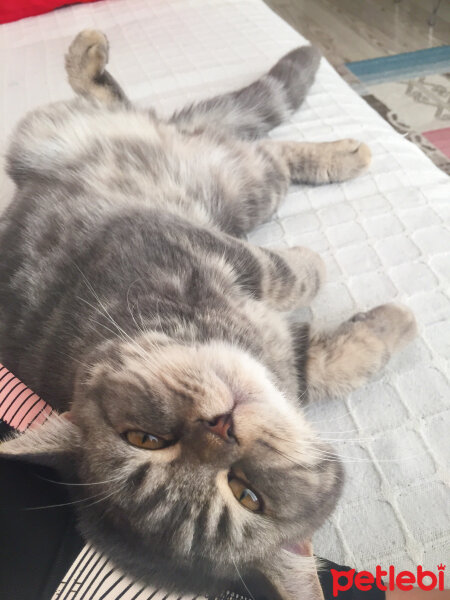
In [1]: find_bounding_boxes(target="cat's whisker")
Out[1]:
[85,312,131,344]
[301,449,425,464]
[269,444,314,471]
[319,438,373,443]
[74,265,152,362]
[81,486,125,509]
[230,553,256,600]
[302,404,355,425]
[136,299,146,330]
[297,388,308,404]
[79,297,156,363]
[72,307,120,347]
[35,473,125,487]
[78,297,134,345]
[21,489,115,511]
[23,475,128,511]
[126,278,147,336]
[267,437,424,465]
[310,429,360,435]
[46,347,93,371]
[297,385,367,433]
[316,428,364,434]
[269,431,372,445]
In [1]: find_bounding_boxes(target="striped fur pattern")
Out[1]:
[0,30,416,600]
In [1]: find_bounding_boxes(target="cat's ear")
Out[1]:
[258,543,325,600]
[0,413,80,471]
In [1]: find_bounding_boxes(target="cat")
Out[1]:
[0,31,417,600]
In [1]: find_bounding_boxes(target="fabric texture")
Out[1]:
[0,0,449,588]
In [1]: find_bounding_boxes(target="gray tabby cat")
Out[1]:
[0,31,416,600]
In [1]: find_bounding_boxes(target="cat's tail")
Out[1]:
[170,46,321,139]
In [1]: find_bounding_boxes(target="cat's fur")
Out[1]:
[0,31,416,600]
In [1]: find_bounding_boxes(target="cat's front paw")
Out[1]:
[324,138,371,182]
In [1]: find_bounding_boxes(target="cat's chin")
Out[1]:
[281,540,313,556]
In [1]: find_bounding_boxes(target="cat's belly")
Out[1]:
[3,99,303,406]
[7,98,272,234]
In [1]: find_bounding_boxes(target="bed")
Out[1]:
[0,0,449,597]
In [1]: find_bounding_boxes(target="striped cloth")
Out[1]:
[0,363,53,431]
[51,544,247,600]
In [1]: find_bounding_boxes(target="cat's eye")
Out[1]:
[228,477,262,512]
[124,431,171,450]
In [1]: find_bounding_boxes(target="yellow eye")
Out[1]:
[125,431,169,450]
[228,477,262,512]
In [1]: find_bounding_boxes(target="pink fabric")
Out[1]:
[0,363,53,431]
[423,127,450,159]
[0,0,100,25]
[1,382,28,417]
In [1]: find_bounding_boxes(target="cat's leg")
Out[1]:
[214,234,326,310]
[171,46,321,139]
[251,245,326,310]
[306,304,417,400]
[212,138,370,237]
[262,139,372,185]
[65,30,130,107]
[211,142,291,236]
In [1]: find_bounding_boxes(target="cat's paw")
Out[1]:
[350,303,417,353]
[324,138,371,182]
[65,29,109,82]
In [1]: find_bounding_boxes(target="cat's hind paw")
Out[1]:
[65,30,109,89]
[350,303,417,354]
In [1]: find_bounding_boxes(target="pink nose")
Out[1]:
[205,413,235,442]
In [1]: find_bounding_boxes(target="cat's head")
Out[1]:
[1,339,343,599]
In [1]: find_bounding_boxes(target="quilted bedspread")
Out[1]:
[0,0,449,594]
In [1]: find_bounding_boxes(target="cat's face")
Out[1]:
[69,340,343,593]
[1,339,343,596]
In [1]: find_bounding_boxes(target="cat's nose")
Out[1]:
[204,413,235,443]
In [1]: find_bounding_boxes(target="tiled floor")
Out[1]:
[265,0,450,173]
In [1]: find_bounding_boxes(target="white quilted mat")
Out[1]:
[1,0,449,589]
